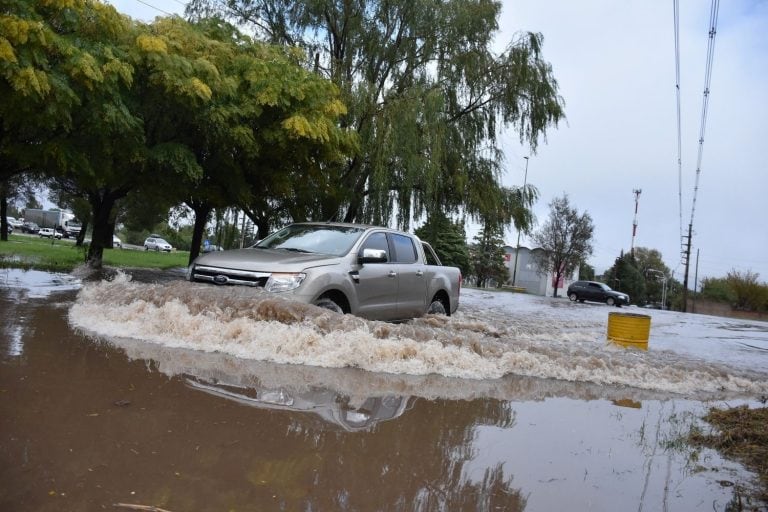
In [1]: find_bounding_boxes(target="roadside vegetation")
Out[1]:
[0,235,187,272]
[699,271,768,315]
[689,405,768,508]
[1,0,564,271]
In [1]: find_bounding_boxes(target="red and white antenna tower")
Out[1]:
[631,188,642,257]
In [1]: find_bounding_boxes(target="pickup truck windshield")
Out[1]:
[255,224,365,257]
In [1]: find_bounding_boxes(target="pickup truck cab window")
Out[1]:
[359,232,390,261]
[390,234,417,263]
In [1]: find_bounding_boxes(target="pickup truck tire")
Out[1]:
[314,298,344,314]
[427,299,447,315]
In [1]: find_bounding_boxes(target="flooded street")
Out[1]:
[2,269,767,511]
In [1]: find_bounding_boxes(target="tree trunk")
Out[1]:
[75,218,89,246]
[188,202,211,266]
[85,190,119,269]
[552,271,562,298]
[0,192,7,242]
[255,217,270,241]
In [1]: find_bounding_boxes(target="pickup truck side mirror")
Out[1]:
[359,248,388,264]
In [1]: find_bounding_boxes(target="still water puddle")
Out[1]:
[1,270,766,510]
[0,267,81,299]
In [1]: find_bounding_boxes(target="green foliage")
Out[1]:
[603,252,645,302]
[699,276,735,304]
[578,260,595,281]
[726,270,768,312]
[531,194,593,297]
[699,271,768,313]
[469,224,509,288]
[2,3,352,268]
[188,0,564,232]
[631,247,669,306]
[415,214,471,275]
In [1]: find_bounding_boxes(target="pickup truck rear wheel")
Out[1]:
[427,299,447,315]
[315,298,344,314]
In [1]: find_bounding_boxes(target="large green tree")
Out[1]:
[3,2,352,267]
[469,223,508,288]
[132,17,354,263]
[602,252,645,303]
[0,0,98,240]
[186,0,564,233]
[1,0,148,266]
[531,194,593,297]
[632,247,670,306]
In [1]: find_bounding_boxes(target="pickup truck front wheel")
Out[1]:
[427,299,447,315]
[314,298,344,314]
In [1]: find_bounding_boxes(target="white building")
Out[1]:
[503,245,579,297]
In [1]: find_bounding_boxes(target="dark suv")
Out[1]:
[567,280,630,307]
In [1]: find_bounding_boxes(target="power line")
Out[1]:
[131,0,176,17]
[681,0,720,310]
[688,0,720,228]
[672,0,683,245]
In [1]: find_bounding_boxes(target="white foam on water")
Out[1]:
[68,275,768,397]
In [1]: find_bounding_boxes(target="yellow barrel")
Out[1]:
[607,312,651,344]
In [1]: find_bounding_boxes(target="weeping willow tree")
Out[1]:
[187,0,564,233]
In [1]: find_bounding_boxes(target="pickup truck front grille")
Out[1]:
[192,265,271,287]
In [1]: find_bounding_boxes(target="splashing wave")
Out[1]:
[69,274,768,398]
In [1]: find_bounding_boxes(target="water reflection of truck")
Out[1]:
[185,376,411,432]
[22,209,82,238]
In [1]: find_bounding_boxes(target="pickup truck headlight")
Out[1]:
[265,272,306,293]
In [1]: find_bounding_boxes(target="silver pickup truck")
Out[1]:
[187,222,461,321]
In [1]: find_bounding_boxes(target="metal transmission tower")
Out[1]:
[630,189,642,257]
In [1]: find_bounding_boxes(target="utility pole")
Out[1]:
[681,223,692,312]
[631,188,641,258]
[692,248,700,313]
[511,157,529,288]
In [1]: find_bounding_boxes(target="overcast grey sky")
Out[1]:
[495,0,767,282]
[110,0,767,282]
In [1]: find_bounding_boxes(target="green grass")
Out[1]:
[0,234,189,272]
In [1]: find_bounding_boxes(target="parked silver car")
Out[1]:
[39,227,63,239]
[144,236,173,252]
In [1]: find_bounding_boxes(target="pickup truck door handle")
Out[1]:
[415,270,424,277]
[388,271,397,278]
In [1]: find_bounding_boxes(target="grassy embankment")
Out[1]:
[689,405,768,507]
[0,234,189,272]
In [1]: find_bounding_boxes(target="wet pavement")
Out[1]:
[1,268,766,511]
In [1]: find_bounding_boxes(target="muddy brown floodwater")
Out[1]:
[1,268,765,511]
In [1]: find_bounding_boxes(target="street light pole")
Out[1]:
[511,156,529,288]
[647,269,667,310]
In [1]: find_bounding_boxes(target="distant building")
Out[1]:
[503,245,579,296]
